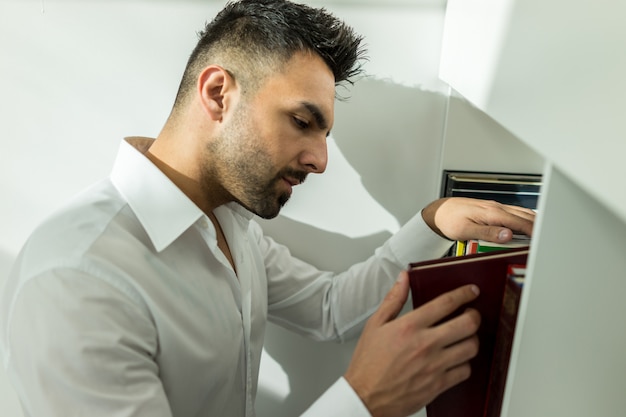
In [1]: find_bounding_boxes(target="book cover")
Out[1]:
[408,247,529,417]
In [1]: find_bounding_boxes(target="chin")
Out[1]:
[261,196,291,219]
[238,191,290,219]
[258,211,280,220]
[252,205,281,219]
[237,201,282,220]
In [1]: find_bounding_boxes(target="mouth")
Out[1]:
[281,177,299,195]
[283,176,301,187]
[277,169,307,196]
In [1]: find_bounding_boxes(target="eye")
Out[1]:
[292,116,309,129]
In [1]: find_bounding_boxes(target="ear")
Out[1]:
[197,65,237,121]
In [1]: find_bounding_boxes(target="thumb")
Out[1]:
[470,225,513,243]
[367,271,410,327]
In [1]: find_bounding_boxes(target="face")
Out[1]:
[203,52,335,219]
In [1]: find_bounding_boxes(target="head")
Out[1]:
[169,0,366,218]
[174,0,366,108]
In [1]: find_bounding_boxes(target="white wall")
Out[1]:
[0,1,449,416]
[441,89,544,175]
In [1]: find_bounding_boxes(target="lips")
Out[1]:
[280,178,295,195]
[277,170,307,196]
[282,176,301,187]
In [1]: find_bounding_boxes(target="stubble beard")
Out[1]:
[202,109,300,219]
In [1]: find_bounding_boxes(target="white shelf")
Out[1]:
[441,89,544,175]
[504,164,626,417]
[438,1,626,416]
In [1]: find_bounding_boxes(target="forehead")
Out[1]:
[252,52,336,124]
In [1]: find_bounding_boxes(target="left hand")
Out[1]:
[344,272,481,417]
[421,197,535,243]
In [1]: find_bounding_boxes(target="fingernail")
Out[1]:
[498,229,510,241]
[470,285,480,296]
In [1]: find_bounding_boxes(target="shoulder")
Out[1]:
[11,179,145,282]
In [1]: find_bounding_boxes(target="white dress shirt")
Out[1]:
[0,137,452,417]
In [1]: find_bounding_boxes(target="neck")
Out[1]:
[146,129,229,215]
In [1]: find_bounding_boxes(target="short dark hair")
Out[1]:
[173,0,366,107]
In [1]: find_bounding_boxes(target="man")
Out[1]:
[0,1,535,416]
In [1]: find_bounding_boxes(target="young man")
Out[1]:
[0,1,535,416]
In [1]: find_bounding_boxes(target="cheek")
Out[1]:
[260,131,297,166]
[248,107,301,167]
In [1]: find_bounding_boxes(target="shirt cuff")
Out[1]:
[387,209,453,266]
[301,377,371,417]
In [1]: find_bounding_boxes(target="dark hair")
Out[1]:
[173,0,366,107]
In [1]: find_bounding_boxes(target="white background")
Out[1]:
[0,1,453,416]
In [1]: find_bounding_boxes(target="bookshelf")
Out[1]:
[438,1,626,416]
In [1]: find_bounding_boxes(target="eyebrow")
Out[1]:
[300,101,331,137]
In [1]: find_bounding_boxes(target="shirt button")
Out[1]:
[200,219,208,229]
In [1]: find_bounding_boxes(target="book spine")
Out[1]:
[483,275,524,417]
[466,240,479,254]
[455,240,467,256]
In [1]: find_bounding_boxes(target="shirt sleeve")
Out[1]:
[4,269,173,417]
[260,210,453,342]
[301,377,371,417]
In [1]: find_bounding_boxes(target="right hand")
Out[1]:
[421,197,535,242]
[344,271,481,417]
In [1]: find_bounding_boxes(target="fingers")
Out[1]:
[345,283,482,417]
[404,284,480,329]
[434,354,474,396]
[503,204,536,220]
[427,333,479,396]
[473,225,517,244]
[430,308,481,349]
[422,197,536,242]
[366,271,410,328]
[495,204,536,238]
[459,200,535,242]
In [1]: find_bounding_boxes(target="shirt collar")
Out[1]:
[110,137,205,252]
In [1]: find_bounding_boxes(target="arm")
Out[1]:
[264,197,534,341]
[270,199,531,415]
[4,270,172,417]
[261,211,453,342]
[335,198,532,416]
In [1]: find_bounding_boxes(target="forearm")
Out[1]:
[266,211,453,341]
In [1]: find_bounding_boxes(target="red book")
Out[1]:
[408,247,529,417]
[483,271,524,417]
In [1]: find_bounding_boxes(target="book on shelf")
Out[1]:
[460,234,532,256]
[408,247,528,417]
[441,170,542,210]
[441,170,541,257]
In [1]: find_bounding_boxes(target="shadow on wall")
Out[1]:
[255,78,447,416]
[332,78,448,226]
[0,249,15,285]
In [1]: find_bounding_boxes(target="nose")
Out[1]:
[299,134,328,174]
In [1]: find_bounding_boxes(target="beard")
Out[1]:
[242,165,307,219]
[201,104,307,219]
